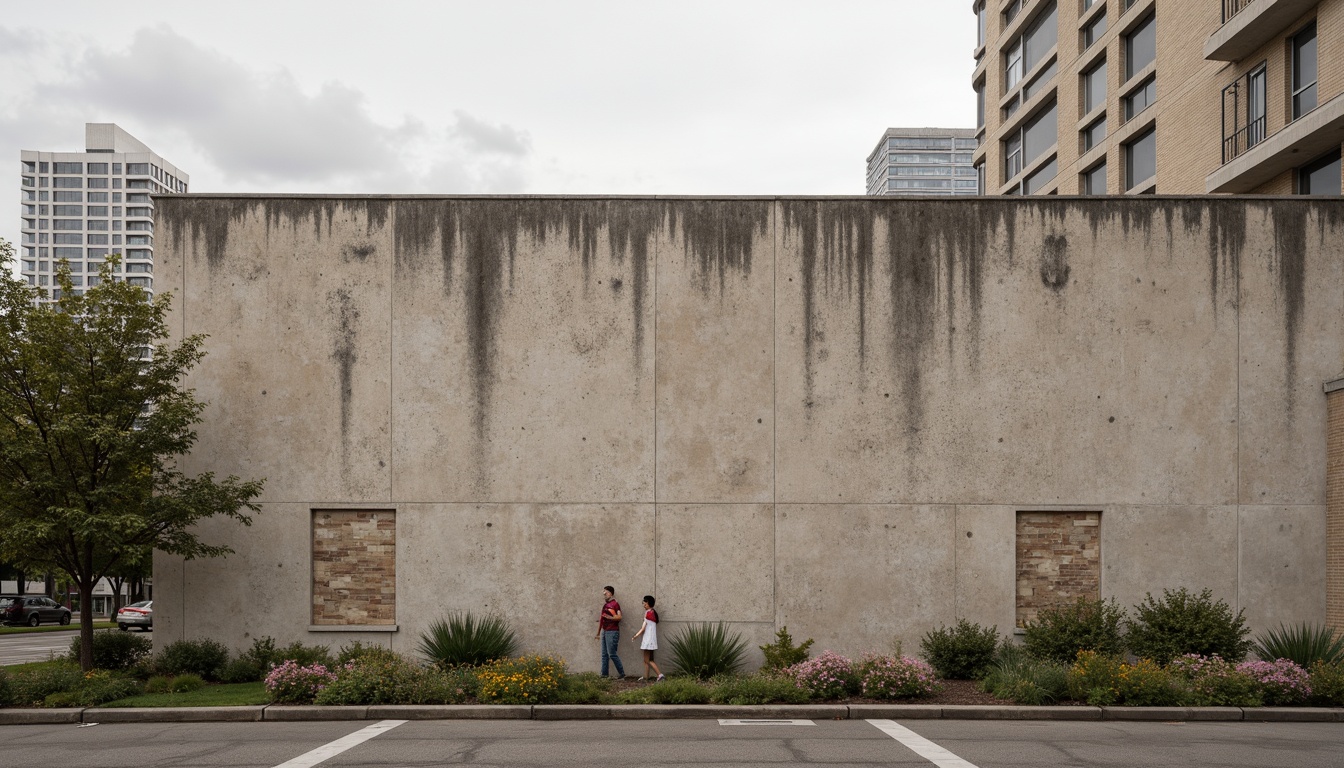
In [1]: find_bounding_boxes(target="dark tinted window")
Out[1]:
[1298,150,1341,195]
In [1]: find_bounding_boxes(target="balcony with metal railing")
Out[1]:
[1206,0,1319,61]
[1208,90,1344,192]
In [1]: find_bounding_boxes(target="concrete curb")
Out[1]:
[89,706,265,723]
[0,708,85,724]
[263,705,368,721]
[1,705,1342,724]
[366,705,530,720]
[1241,707,1344,723]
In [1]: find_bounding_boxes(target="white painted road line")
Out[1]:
[867,719,980,768]
[271,719,407,768]
[718,719,816,726]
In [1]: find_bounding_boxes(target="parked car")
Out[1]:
[115,600,153,631]
[0,595,72,627]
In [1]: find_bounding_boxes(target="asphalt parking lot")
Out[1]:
[3,717,1342,768]
[0,628,86,665]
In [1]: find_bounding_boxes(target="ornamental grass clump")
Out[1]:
[419,613,519,669]
[1252,623,1344,667]
[1167,654,1261,707]
[668,623,748,680]
[980,643,1069,705]
[786,650,857,700]
[1236,659,1312,706]
[857,654,940,700]
[475,654,564,705]
[264,660,337,704]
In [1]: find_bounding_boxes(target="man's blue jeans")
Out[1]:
[601,630,625,677]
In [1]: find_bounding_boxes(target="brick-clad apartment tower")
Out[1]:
[970,0,1344,194]
[1329,377,1344,633]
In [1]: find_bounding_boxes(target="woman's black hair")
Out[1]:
[643,595,655,607]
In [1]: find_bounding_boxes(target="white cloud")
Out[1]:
[0,25,533,193]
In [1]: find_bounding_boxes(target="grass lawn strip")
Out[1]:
[100,682,268,708]
[0,622,117,635]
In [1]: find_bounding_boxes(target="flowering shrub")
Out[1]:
[1236,659,1311,706]
[1309,661,1344,706]
[315,656,472,706]
[475,654,564,705]
[1167,654,1261,707]
[786,651,857,700]
[1068,651,1182,706]
[857,654,940,700]
[264,661,337,704]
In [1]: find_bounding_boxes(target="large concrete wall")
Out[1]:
[154,196,1344,669]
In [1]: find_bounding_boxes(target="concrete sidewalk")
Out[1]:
[1,704,1341,725]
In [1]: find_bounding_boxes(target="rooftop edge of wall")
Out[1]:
[151,194,1344,202]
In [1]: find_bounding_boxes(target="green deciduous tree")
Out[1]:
[0,240,263,670]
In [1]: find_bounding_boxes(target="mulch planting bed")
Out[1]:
[602,677,1023,706]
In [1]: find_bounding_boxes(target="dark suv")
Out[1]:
[0,595,72,626]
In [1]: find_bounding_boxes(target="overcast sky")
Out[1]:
[2,0,976,260]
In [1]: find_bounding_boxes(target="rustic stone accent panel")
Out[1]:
[1328,382,1344,634]
[1016,512,1101,628]
[312,510,396,625]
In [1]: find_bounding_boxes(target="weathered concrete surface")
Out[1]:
[155,197,1344,667]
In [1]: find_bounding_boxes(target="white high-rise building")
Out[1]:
[19,123,188,300]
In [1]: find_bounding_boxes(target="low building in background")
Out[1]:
[865,128,979,196]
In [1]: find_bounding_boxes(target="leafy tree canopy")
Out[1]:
[0,240,263,669]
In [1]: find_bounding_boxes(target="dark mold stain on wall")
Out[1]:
[392,199,661,488]
[329,287,360,464]
[342,243,376,262]
[781,199,1011,437]
[663,199,770,295]
[1272,203,1309,408]
[1039,234,1070,291]
[162,197,394,274]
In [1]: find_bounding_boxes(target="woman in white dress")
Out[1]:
[631,595,664,682]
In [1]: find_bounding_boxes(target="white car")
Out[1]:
[115,600,153,631]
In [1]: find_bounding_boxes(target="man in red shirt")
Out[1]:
[594,585,625,679]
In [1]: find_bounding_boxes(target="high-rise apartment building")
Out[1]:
[972,0,1344,195]
[19,123,188,299]
[865,128,981,195]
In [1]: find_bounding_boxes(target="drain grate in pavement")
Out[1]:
[718,719,815,726]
